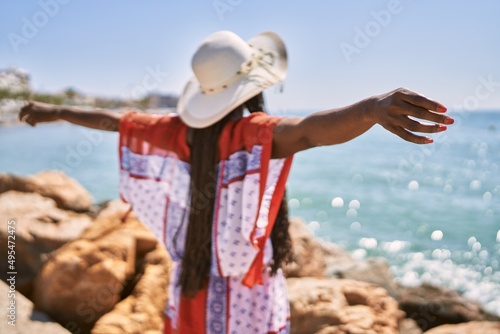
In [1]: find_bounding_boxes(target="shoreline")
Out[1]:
[0,171,500,334]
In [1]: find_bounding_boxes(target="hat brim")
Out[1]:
[177,31,288,128]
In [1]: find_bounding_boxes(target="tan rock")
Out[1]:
[423,321,500,334]
[399,284,486,331]
[0,280,71,334]
[92,243,171,334]
[284,218,352,278]
[399,318,423,334]
[94,198,131,220]
[0,191,93,294]
[333,258,401,300]
[0,170,93,212]
[284,219,401,301]
[81,200,158,257]
[287,277,404,334]
[33,226,136,333]
[32,199,172,334]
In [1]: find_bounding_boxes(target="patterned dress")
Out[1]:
[119,111,293,334]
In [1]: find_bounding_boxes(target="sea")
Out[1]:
[1,110,499,316]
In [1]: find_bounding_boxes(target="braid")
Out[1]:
[180,92,293,297]
[179,116,228,298]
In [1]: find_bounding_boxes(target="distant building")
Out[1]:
[147,93,178,110]
[0,67,30,93]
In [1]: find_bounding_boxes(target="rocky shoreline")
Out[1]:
[1,171,499,334]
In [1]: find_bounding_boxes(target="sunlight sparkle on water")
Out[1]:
[352,173,363,183]
[382,240,408,253]
[443,184,453,193]
[466,159,476,169]
[470,180,481,191]
[432,248,451,260]
[346,208,357,218]
[350,221,361,231]
[408,180,419,191]
[307,220,320,232]
[352,249,367,259]
[331,197,344,208]
[398,271,420,287]
[349,199,360,209]
[468,236,477,247]
[288,198,300,209]
[472,242,482,252]
[359,237,378,249]
[431,230,443,241]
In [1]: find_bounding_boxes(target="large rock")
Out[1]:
[92,243,171,334]
[0,280,70,334]
[0,170,93,212]
[90,201,171,333]
[33,233,136,333]
[0,191,93,295]
[423,321,500,334]
[284,219,401,300]
[399,318,424,334]
[32,213,137,333]
[80,200,159,258]
[287,277,404,334]
[32,199,171,334]
[284,218,353,278]
[399,284,486,331]
[331,257,401,300]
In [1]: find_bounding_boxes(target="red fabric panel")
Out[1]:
[177,287,208,334]
[164,286,208,334]
[119,111,190,162]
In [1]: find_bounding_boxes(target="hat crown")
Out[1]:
[191,31,253,93]
[178,30,287,128]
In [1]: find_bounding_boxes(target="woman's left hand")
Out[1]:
[370,87,454,144]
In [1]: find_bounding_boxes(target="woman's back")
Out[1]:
[119,111,293,333]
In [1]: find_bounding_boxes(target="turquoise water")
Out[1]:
[1,111,499,315]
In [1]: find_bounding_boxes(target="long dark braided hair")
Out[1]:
[179,92,293,298]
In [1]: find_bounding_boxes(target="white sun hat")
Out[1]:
[177,30,288,128]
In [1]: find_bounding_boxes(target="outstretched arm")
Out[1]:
[272,88,454,158]
[19,101,122,131]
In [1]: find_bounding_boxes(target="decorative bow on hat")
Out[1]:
[200,49,281,95]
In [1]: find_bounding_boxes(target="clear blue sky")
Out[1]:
[1,0,500,112]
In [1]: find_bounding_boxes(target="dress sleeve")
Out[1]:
[119,112,189,241]
[242,114,293,287]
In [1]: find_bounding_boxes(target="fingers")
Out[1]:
[378,88,455,145]
[401,102,454,125]
[24,114,37,126]
[397,116,446,134]
[383,101,452,133]
[388,88,454,124]
[18,101,56,126]
[19,102,32,122]
[385,123,434,145]
[395,88,447,113]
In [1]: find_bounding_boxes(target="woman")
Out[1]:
[19,31,454,334]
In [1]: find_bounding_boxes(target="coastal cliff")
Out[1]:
[0,171,498,334]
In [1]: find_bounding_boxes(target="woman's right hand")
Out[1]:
[19,101,61,126]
